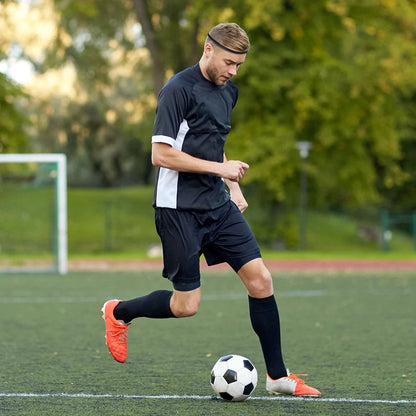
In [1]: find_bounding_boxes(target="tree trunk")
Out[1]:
[132,0,166,94]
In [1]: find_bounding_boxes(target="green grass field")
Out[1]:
[0,269,415,415]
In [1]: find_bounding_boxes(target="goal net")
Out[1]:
[0,154,67,274]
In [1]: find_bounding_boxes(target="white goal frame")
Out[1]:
[0,154,68,274]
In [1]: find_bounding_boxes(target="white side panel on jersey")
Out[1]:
[154,120,189,208]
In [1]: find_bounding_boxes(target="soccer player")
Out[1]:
[102,23,321,397]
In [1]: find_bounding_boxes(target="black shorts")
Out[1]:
[154,200,261,291]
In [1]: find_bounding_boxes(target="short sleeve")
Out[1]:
[152,80,189,146]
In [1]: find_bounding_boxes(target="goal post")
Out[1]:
[0,154,68,274]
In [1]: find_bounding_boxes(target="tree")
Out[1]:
[0,1,30,154]
[21,0,157,186]
[3,0,416,217]
[0,72,29,154]
[132,0,203,93]
[225,0,416,211]
[25,0,206,186]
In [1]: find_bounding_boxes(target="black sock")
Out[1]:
[114,290,175,322]
[249,295,287,380]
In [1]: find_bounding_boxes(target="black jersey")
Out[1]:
[152,63,238,210]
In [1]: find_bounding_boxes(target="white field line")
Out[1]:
[0,392,415,404]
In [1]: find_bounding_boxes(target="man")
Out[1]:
[102,23,321,397]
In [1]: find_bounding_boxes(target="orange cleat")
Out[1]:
[266,371,321,397]
[101,299,129,363]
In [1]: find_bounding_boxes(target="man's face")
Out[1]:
[204,44,246,86]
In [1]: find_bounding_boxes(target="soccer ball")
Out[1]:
[210,354,258,402]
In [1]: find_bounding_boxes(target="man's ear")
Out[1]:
[204,42,214,58]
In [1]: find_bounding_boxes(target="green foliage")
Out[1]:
[226,0,416,210]
[145,0,201,71]
[52,0,134,88]
[4,0,416,216]
[26,0,156,186]
[34,98,154,187]
[0,73,29,153]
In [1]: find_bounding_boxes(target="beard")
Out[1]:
[205,64,229,86]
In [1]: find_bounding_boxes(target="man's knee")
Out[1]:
[249,272,273,297]
[238,260,274,298]
[170,289,201,318]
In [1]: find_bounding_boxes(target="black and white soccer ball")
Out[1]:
[210,354,258,402]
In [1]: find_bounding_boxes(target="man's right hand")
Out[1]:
[221,160,249,182]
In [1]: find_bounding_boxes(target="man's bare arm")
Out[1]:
[152,143,249,182]
[223,153,249,212]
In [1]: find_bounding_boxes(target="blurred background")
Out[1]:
[1,0,415,259]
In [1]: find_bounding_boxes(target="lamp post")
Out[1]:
[296,141,312,250]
